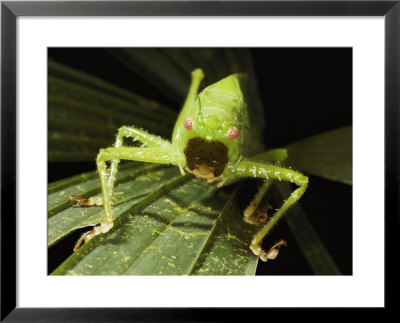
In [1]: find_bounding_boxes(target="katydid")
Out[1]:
[70,68,308,262]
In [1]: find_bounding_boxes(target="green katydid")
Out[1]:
[70,68,308,262]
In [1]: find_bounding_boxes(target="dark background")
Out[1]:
[48,48,352,275]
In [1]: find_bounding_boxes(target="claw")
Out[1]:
[67,195,103,207]
[73,221,114,252]
[207,178,218,183]
[244,202,273,224]
[73,230,96,252]
[250,238,287,262]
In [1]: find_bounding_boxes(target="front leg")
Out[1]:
[108,125,173,190]
[232,160,308,262]
[70,125,173,208]
[97,146,177,228]
[243,148,288,224]
[73,146,184,251]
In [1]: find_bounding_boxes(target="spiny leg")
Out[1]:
[67,195,103,207]
[69,125,173,247]
[107,125,172,192]
[244,149,288,224]
[98,146,177,226]
[243,181,274,224]
[69,126,172,208]
[232,159,308,262]
[73,146,180,251]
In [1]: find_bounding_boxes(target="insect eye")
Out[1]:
[227,126,239,139]
[183,117,194,130]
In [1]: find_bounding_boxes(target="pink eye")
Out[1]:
[183,117,194,130]
[227,127,239,139]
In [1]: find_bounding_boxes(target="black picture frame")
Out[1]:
[1,1,398,320]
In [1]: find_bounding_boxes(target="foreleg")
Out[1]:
[70,126,172,208]
[232,159,308,261]
[244,149,288,224]
[73,146,182,251]
[108,126,174,189]
[97,146,175,226]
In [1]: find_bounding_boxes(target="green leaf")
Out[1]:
[286,126,352,185]
[48,50,350,275]
[107,48,190,102]
[49,166,260,275]
[49,60,177,120]
[48,163,162,220]
[48,61,177,162]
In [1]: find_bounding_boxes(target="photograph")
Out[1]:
[2,0,395,318]
[47,48,352,276]
[0,0,396,317]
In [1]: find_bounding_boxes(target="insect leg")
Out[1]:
[68,127,172,207]
[232,160,308,262]
[244,149,288,224]
[243,180,274,224]
[107,126,172,190]
[73,146,183,251]
[98,146,176,226]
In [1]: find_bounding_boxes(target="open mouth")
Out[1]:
[184,137,229,179]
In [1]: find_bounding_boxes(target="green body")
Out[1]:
[77,68,309,264]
